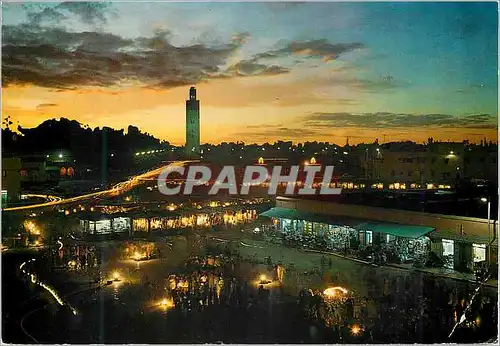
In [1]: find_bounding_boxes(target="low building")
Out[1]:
[2,157,22,205]
[79,214,132,235]
[261,196,498,272]
[19,155,48,182]
[355,141,498,189]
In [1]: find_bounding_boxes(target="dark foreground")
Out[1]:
[2,242,498,344]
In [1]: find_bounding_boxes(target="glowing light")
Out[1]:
[39,281,64,306]
[112,271,120,281]
[481,197,488,203]
[323,286,348,299]
[57,240,63,250]
[350,324,362,335]
[68,260,76,267]
[31,274,37,283]
[24,220,41,235]
[177,280,189,289]
[169,278,177,290]
[158,297,175,310]
[259,274,267,282]
[475,316,481,327]
[310,157,317,164]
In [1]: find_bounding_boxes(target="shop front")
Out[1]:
[428,234,493,272]
[261,207,434,259]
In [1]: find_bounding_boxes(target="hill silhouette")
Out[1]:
[2,118,167,167]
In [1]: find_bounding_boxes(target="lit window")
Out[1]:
[366,231,373,245]
[473,244,486,263]
[443,239,454,256]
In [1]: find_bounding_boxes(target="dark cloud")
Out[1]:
[55,2,112,25]
[237,125,318,139]
[23,2,112,25]
[3,5,364,89]
[305,112,497,129]
[27,7,68,25]
[225,61,290,77]
[36,103,58,109]
[246,123,284,129]
[2,24,283,88]
[2,19,288,89]
[255,39,364,62]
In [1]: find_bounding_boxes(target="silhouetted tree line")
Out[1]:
[2,118,167,167]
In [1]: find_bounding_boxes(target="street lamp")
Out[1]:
[480,197,491,263]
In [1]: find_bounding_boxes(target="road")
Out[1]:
[22,194,63,203]
[3,161,193,212]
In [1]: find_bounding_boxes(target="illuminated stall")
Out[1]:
[79,214,131,235]
[130,209,258,235]
[261,207,434,260]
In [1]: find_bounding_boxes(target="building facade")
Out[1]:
[2,157,21,205]
[357,141,497,189]
[185,86,200,159]
[265,196,498,272]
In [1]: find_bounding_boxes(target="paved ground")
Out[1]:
[207,227,498,289]
[5,226,498,344]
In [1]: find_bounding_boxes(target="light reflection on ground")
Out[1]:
[11,234,499,344]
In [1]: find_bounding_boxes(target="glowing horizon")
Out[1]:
[2,2,497,146]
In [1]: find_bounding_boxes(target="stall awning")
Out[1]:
[259,207,364,227]
[356,221,435,239]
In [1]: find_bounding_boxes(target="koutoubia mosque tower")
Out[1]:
[185,86,200,159]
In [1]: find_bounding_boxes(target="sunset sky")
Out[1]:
[2,1,498,145]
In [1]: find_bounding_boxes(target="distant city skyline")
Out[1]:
[2,2,498,145]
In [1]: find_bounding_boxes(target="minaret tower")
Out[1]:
[185,86,200,159]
